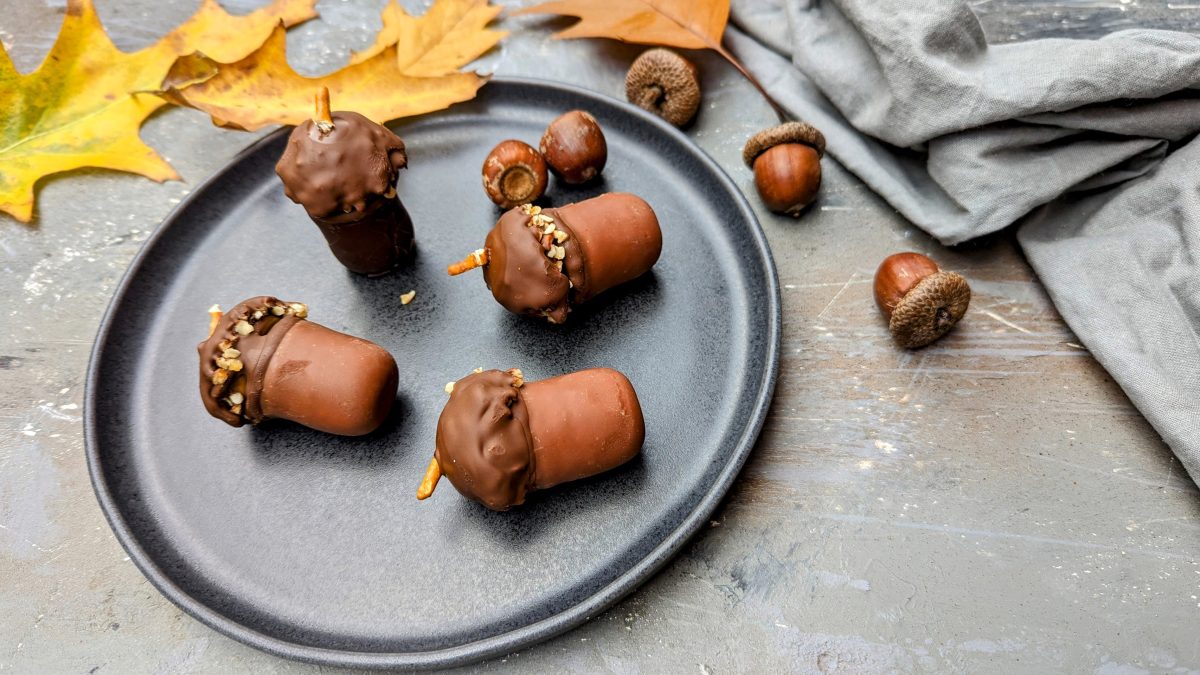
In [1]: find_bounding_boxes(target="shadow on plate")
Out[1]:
[491,271,663,366]
[452,453,650,549]
[245,392,414,467]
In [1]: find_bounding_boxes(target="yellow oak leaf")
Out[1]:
[0,0,317,223]
[350,0,507,77]
[161,23,490,132]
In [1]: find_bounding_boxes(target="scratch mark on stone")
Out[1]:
[821,513,1195,561]
[1024,452,1197,493]
[975,309,1033,334]
[815,273,859,321]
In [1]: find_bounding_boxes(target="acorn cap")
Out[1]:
[625,48,701,127]
[742,121,826,167]
[888,271,971,349]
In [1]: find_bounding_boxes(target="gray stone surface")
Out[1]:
[2,1,1198,672]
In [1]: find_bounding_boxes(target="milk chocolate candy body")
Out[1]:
[276,111,414,275]
[434,368,644,510]
[197,297,398,436]
[481,193,661,323]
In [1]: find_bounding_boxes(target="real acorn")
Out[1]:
[873,252,971,349]
[482,139,548,208]
[625,48,701,127]
[540,110,607,185]
[743,121,825,217]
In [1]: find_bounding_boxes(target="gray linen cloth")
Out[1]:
[727,0,1200,484]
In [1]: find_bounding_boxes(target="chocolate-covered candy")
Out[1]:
[197,296,398,436]
[447,193,662,323]
[417,367,645,510]
[275,91,414,276]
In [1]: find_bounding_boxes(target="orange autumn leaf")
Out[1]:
[0,0,317,223]
[517,0,781,113]
[161,21,490,131]
[518,0,729,51]
[350,0,507,77]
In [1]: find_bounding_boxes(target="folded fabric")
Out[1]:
[728,0,1200,485]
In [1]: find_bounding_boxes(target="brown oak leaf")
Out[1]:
[516,0,781,113]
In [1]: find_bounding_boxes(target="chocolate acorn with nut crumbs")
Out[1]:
[626,48,700,127]
[275,87,414,276]
[743,121,825,216]
[197,297,398,436]
[446,193,662,324]
[874,253,971,349]
[417,367,645,511]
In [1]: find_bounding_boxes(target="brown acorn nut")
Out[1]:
[873,252,971,349]
[481,140,548,208]
[625,48,701,127]
[540,110,607,185]
[743,122,826,217]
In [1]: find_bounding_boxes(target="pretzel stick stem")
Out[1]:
[314,87,334,133]
[447,248,488,276]
[207,305,222,337]
[416,456,442,500]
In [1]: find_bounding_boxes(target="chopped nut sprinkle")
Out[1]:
[400,290,416,305]
[210,299,310,420]
[522,209,570,273]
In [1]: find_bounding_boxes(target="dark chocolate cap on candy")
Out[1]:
[197,297,398,436]
[434,367,645,510]
[483,207,572,323]
[275,111,407,219]
[275,112,414,275]
[481,193,661,323]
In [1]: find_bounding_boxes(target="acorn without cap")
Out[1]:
[540,110,607,185]
[625,48,701,127]
[482,139,548,208]
[873,252,971,349]
[743,121,825,217]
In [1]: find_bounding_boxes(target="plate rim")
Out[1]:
[83,76,781,669]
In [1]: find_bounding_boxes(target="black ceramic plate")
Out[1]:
[85,78,779,669]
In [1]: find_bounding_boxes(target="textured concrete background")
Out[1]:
[2,1,1199,672]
